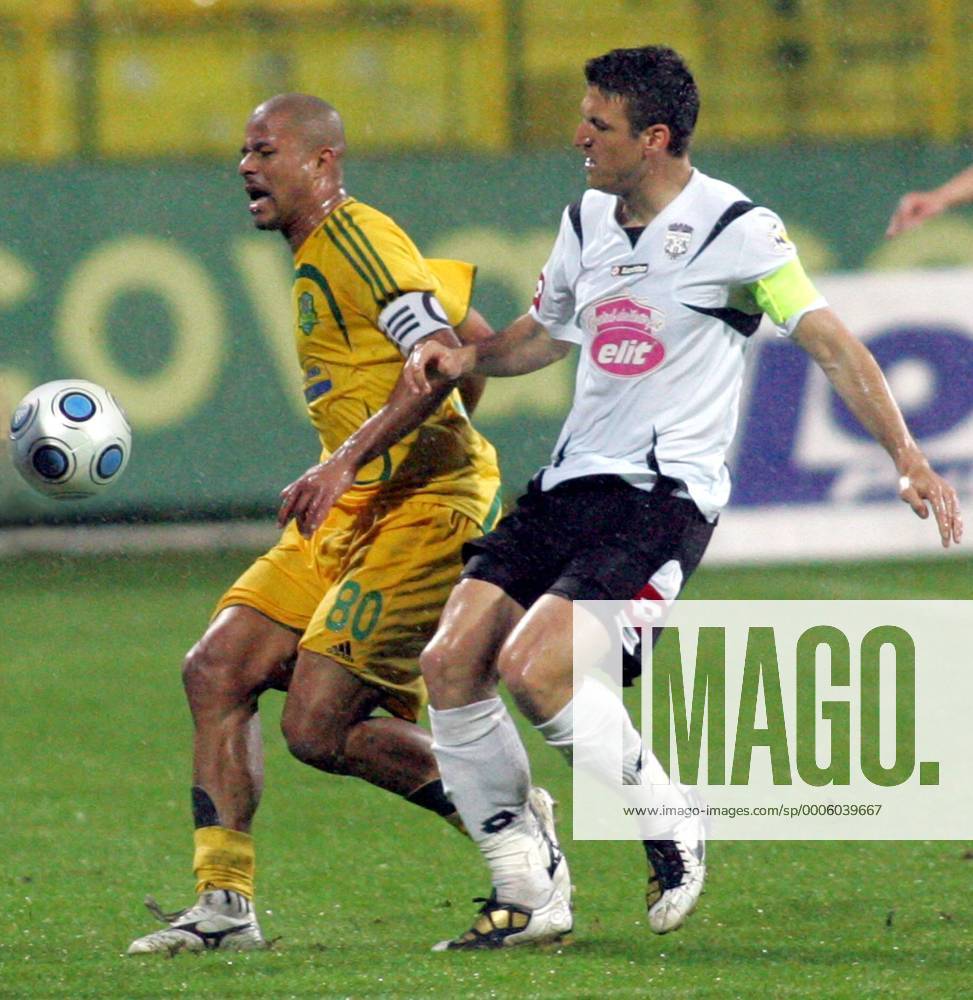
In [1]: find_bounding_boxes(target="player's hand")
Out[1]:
[886,191,946,237]
[278,457,356,538]
[404,340,475,395]
[896,456,963,548]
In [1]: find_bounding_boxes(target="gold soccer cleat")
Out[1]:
[432,890,573,951]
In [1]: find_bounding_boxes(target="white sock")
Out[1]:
[534,698,573,766]
[536,679,644,783]
[535,695,641,781]
[539,678,689,838]
[429,698,551,907]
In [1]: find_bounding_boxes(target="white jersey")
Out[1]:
[529,168,825,521]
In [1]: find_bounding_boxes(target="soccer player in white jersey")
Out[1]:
[405,46,963,950]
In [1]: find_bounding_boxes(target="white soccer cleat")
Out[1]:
[527,786,572,912]
[126,890,266,955]
[432,888,573,951]
[643,813,706,934]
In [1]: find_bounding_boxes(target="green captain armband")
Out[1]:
[748,257,821,328]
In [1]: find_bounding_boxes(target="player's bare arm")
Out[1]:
[278,327,460,537]
[405,313,571,395]
[792,306,963,547]
[886,164,973,237]
[453,306,494,415]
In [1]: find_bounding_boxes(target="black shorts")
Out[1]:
[460,473,715,610]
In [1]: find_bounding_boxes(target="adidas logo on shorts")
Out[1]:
[325,641,353,661]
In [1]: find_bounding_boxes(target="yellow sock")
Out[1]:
[193,826,256,900]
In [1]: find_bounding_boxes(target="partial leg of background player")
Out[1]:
[183,605,299,833]
[280,651,463,828]
[129,608,465,955]
[187,609,461,830]
[128,606,298,955]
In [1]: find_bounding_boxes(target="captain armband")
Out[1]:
[378,291,453,355]
[749,257,827,335]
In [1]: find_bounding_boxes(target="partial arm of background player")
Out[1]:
[404,312,571,392]
[886,165,973,236]
[279,324,467,538]
[793,306,963,547]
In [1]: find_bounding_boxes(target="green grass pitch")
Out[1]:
[1,551,971,999]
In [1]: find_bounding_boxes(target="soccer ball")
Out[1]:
[8,379,132,500]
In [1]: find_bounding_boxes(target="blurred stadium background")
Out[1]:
[0,0,971,561]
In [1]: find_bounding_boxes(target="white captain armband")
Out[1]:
[378,291,452,355]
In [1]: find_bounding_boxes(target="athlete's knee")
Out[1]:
[181,634,269,711]
[279,702,348,773]
[496,640,534,703]
[420,632,482,704]
[497,638,563,721]
[419,635,452,685]
[182,641,234,706]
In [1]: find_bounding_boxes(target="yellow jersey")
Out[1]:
[291,197,500,525]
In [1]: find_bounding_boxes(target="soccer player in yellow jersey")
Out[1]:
[127,94,564,954]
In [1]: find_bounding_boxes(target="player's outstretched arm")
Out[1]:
[278,328,460,537]
[453,306,494,416]
[792,307,963,547]
[886,191,949,237]
[405,313,570,395]
[886,165,973,237]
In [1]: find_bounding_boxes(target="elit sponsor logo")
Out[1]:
[586,295,665,378]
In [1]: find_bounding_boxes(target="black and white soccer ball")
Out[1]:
[8,379,131,500]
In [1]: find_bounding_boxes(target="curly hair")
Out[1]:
[584,46,699,156]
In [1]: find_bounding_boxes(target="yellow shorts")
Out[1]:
[214,498,488,721]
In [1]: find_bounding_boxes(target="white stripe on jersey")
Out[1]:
[529,169,823,521]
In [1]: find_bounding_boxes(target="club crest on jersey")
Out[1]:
[664,223,693,258]
[584,295,665,378]
[298,291,319,336]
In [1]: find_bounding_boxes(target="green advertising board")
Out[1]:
[2,145,972,523]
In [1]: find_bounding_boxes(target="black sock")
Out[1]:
[406,778,458,819]
[191,785,222,828]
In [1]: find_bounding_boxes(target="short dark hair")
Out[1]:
[584,46,699,156]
